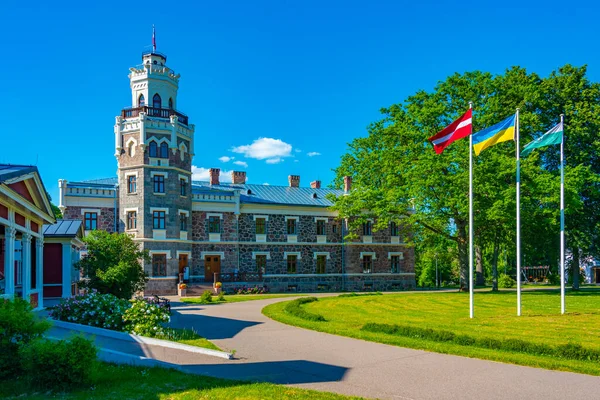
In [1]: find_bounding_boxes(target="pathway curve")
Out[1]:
[168,297,599,400]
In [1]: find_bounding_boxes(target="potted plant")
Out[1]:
[214,281,222,294]
[178,283,187,297]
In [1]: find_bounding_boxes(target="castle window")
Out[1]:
[149,141,158,157]
[138,94,145,107]
[153,175,165,193]
[363,221,372,236]
[390,222,399,237]
[208,216,221,234]
[286,219,297,235]
[127,176,136,194]
[127,211,137,230]
[179,212,187,231]
[153,93,162,109]
[391,255,400,273]
[84,212,97,231]
[180,178,187,196]
[316,255,326,274]
[153,211,166,229]
[256,254,266,275]
[287,255,297,274]
[128,142,135,157]
[169,97,173,109]
[152,254,167,277]
[255,218,266,234]
[362,255,373,274]
[159,142,168,158]
[316,220,326,235]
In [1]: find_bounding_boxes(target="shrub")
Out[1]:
[284,297,326,322]
[498,273,516,288]
[232,286,269,295]
[0,298,51,379]
[217,291,225,302]
[338,292,383,298]
[123,298,170,337]
[215,282,222,288]
[178,283,187,289]
[201,290,213,303]
[49,291,131,331]
[19,336,97,390]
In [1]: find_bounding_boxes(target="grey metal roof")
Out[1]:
[69,177,118,189]
[43,220,83,237]
[192,181,344,207]
[0,164,38,184]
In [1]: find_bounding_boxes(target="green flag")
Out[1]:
[521,122,563,157]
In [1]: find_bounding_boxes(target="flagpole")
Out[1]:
[560,114,565,314]
[469,101,474,319]
[516,108,522,317]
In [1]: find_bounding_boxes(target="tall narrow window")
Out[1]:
[153,175,165,193]
[391,255,400,273]
[152,254,167,277]
[180,213,187,231]
[159,142,168,158]
[256,255,267,274]
[84,212,97,230]
[180,178,187,196]
[138,94,145,107]
[153,93,162,109]
[362,255,373,274]
[149,141,158,157]
[127,176,137,194]
[168,97,173,109]
[287,255,297,274]
[255,218,266,234]
[208,216,221,233]
[363,221,372,236]
[316,220,326,235]
[316,255,326,274]
[153,211,166,229]
[128,142,134,157]
[127,211,137,230]
[286,219,297,235]
[390,222,399,237]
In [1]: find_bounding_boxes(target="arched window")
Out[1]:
[168,98,173,109]
[153,93,161,109]
[128,141,134,157]
[149,141,158,157]
[138,94,145,107]
[159,142,168,158]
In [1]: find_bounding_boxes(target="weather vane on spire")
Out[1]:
[152,25,156,52]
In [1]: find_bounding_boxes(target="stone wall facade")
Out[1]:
[62,205,117,233]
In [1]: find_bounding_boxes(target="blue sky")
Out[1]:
[1,0,598,201]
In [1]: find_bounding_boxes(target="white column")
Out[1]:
[58,179,67,216]
[36,238,44,308]
[139,112,147,149]
[4,226,16,296]
[21,233,32,301]
[62,242,72,298]
[170,115,178,153]
[114,116,123,156]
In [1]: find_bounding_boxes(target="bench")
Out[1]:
[153,295,171,312]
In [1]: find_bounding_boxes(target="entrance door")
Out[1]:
[204,256,221,282]
[178,254,188,281]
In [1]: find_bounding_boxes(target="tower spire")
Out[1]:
[152,25,156,52]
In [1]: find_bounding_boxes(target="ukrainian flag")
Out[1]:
[472,114,516,155]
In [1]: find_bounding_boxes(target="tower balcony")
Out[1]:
[121,106,189,126]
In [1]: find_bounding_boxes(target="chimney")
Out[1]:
[232,171,247,184]
[343,176,352,192]
[310,180,321,189]
[209,168,220,185]
[288,175,300,188]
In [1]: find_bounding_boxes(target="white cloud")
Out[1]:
[233,161,248,168]
[191,166,233,182]
[263,183,270,185]
[295,149,302,153]
[307,152,321,157]
[265,157,284,164]
[219,156,233,163]
[294,159,299,163]
[232,138,292,161]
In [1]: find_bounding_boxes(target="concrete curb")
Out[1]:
[49,318,233,360]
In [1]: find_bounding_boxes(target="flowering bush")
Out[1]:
[50,291,130,331]
[178,283,187,289]
[231,286,269,295]
[215,282,222,288]
[122,298,170,337]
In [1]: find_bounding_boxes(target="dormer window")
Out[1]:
[159,142,168,158]
[138,94,145,107]
[153,93,162,109]
[169,97,173,109]
[149,141,158,157]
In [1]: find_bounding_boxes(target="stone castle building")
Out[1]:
[57,49,415,294]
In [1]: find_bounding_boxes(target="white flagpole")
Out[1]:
[516,108,522,316]
[560,114,565,314]
[469,101,474,319]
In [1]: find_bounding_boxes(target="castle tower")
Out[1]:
[115,47,195,289]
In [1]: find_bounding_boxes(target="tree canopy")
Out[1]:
[331,65,600,289]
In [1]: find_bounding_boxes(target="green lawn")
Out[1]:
[161,328,222,351]
[182,293,304,304]
[263,289,600,375]
[1,362,362,400]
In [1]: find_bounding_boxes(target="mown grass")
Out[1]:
[0,362,363,399]
[182,293,304,304]
[161,328,222,351]
[263,289,600,375]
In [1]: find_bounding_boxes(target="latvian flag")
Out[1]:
[428,109,473,154]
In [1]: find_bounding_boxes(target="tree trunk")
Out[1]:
[456,220,469,291]
[572,247,580,291]
[491,233,500,291]
[475,245,484,286]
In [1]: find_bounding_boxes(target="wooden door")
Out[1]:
[178,254,188,275]
[204,256,221,282]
